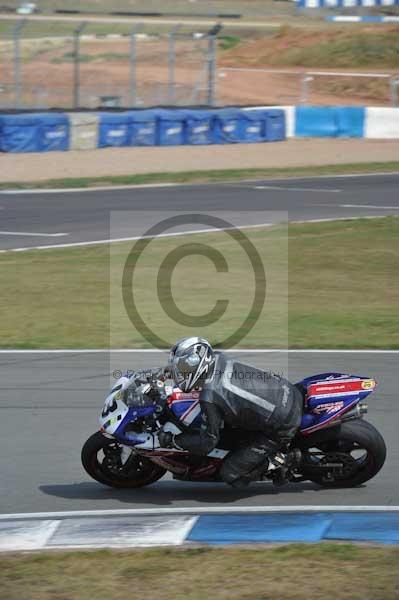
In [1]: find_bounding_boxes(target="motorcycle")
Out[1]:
[81,370,386,489]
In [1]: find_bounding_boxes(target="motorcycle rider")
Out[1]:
[157,336,303,487]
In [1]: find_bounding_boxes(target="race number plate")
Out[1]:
[100,392,129,434]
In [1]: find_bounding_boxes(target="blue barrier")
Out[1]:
[213,108,245,144]
[0,107,289,153]
[213,109,285,143]
[6,105,396,151]
[157,109,185,146]
[295,106,365,138]
[265,108,286,141]
[128,110,158,146]
[335,106,365,138]
[0,113,41,153]
[242,109,285,142]
[39,113,69,152]
[239,110,266,143]
[0,113,70,152]
[295,107,337,138]
[184,110,214,145]
[327,16,399,22]
[0,112,69,153]
[298,0,399,7]
[98,112,130,148]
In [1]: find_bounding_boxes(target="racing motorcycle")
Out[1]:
[81,369,386,489]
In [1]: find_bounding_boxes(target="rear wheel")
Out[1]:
[299,420,386,488]
[81,431,166,489]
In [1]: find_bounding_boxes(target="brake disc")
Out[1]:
[103,443,125,474]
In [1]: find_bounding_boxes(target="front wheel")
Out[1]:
[81,431,166,489]
[299,419,386,488]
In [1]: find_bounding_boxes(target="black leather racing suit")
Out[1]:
[174,352,303,486]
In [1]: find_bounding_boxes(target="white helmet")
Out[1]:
[169,337,215,392]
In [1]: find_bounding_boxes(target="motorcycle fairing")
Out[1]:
[100,375,155,443]
[299,372,377,435]
[167,389,202,427]
[102,372,377,445]
[100,376,131,435]
[166,375,377,437]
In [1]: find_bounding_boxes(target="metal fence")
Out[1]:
[0,20,219,110]
[2,19,399,111]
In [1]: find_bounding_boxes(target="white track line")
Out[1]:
[293,215,386,224]
[0,231,68,237]
[341,204,399,210]
[254,186,342,193]
[1,506,398,521]
[0,222,274,253]
[0,183,178,194]
[0,349,397,354]
[246,171,399,182]
[1,170,399,196]
[0,215,392,254]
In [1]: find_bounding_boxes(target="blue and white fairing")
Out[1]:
[99,375,157,445]
[298,372,377,434]
[167,374,378,436]
[167,389,202,427]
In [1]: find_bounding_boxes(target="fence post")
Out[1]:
[206,23,222,107]
[168,24,182,105]
[300,73,313,105]
[207,35,216,106]
[390,77,399,108]
[13,19,27,110]
[73,21,87,109]
[130,23,143,108]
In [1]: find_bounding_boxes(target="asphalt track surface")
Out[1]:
[1,173,399,251]
[0,350,396,515]
[1,173,398,515]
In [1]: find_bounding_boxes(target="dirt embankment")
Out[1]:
[218,26,399,106]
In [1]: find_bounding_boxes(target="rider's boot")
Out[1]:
[271,449,302,486]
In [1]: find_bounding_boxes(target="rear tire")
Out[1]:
[300,419,386,488]
[81,431,166,489]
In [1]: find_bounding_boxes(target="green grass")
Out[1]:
[0,21,133,38]
[6,0,296,18]
[1,544,399,600]
[280,33,399,69]
[51,51,130,64]
[218,35,241,51]
[1,162,399,191]
[0,217,398,349]
[0,19,207,39]
[288,217,399,348]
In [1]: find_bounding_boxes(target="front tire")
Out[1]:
[299,419,386,488]
[81,431,166,489]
